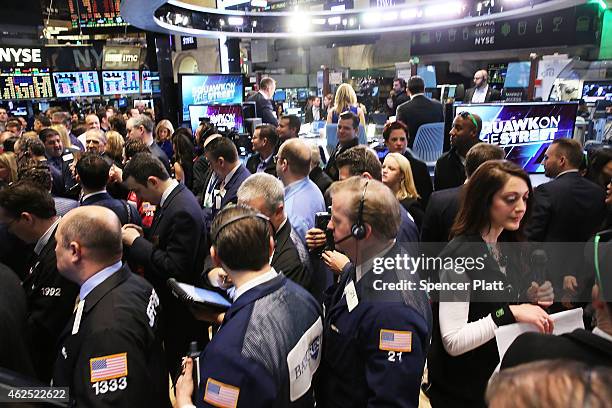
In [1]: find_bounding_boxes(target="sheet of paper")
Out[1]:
[492,308,584,375]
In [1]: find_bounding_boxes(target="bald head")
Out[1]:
[474,69,489,88]
[278,138,311,177]
[56,206,122,281]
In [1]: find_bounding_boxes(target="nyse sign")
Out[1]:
[411,4,600,55]
[0,46,45,68]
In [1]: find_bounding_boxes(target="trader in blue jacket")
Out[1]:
[316,177,432,407]
[175,205,322,407]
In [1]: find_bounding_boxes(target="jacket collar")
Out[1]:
[82,265,131,313]
[81,192,112,205]
[223,274,286,322]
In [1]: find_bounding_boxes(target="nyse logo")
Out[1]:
[0,47,42,67]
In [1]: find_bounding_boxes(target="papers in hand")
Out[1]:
[494,308,584,366]
[167,279,232,311]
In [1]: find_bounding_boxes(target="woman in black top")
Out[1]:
[171,127,195,191]
[426,160,555,407]
[382,152,424,229]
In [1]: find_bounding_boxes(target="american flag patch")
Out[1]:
[379,329,412,352]
[204,378,240,408]
[89,353,128,382]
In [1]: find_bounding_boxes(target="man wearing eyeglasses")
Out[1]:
[434,112,482,190]
[464,69,501,104]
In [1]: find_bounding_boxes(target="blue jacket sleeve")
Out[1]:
[360,304,427,408]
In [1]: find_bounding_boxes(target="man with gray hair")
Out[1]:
[84,129,106,154]
[127,115,170,174]
[238,173,313,292]
[276,138,325,242]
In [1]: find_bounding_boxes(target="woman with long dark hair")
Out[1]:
[427,160,555,407]
[172,127,195,190]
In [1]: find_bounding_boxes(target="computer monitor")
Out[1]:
[417,65,437,88]
[582,81,612,103]
[504,62,531,88]
[297,89,309,101]
[455,101,578,173]
[188,104,244,135]
[273,89,286,101]
[0,67,53,100]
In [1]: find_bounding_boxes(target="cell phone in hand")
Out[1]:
[315,212,335,252]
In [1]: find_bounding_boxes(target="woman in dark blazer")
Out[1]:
[426,160,555,408]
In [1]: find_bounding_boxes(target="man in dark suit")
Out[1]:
[246,124,277,176]
[39,128,79,198]
[121,153,207,374]
[382,121,433,206]
[127,115,171,175]
[237,173,312,291]
[528,138,606,301]
[389,77,411,115]
[325,111,359,181]
[396,75,444,148]
[463,69,502,103]
[304,96,322,123]
[421,143,505,257]
[246,76,278,126]
[0,181,78,382]
[276,114,300,145]
[76,152,141,226]
[53,206,169,407]
[201,137,251,230]
[434,112,482,190]
[501,238,612,369]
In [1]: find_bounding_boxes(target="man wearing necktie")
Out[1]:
[246,124,278,176]
[121,153,207,376]
[0,181,78,382]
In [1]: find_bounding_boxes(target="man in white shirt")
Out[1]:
[464,69,501,104]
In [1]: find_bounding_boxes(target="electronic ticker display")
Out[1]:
[0,67,54,100]
[102,70,140,95]
[69,0,127,28]
[53,71,101,97]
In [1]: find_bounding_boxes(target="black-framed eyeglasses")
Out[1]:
[458,111,478,129]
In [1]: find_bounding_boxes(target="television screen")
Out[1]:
[582,81,612,103]
[297,89,309,101]
[102,70,140,95]
[504,62,531,88]
[0,67,53,100]
[188,104,244,135]
[142,70,160,94]
[180,74,244,121]
[417,65,437,88]
[52,71,101,97]
[117,98,128,108]
[273,89,286,101]
[456,102,578,173]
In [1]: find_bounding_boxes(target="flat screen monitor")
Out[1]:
[297,89,309,101]
[417,65,437,88]
[188,104,244,135]
[455,102,578,173]
[273,89,286,101]
[180,74,244,121]
[102,70,140,95]
[52,71,101,97]
[504,62,531,88]
[68,0,127,28]
[582,81,612,103]
[0,67,53,100]
[447,85,457,98]
[117,98,128,108]
[142,70,160,94]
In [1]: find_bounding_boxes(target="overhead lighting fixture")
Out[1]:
[250,0,267,7]
[361,12,382,26]
[228,17,244,26]
[348,18,356,26]
[424,1,464,17]
[251,20,258,27]
[288,15,311,34]
[400,9,418,19]
[312,18,327,25]
[328,16,341,25]
[219,19,226,27]
[382,11,398,21]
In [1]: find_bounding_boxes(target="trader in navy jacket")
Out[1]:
[175,206,322,408]
[316,177,432,407]
[246,77,278,126]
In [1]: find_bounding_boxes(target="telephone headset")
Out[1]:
[212,212,271,243]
